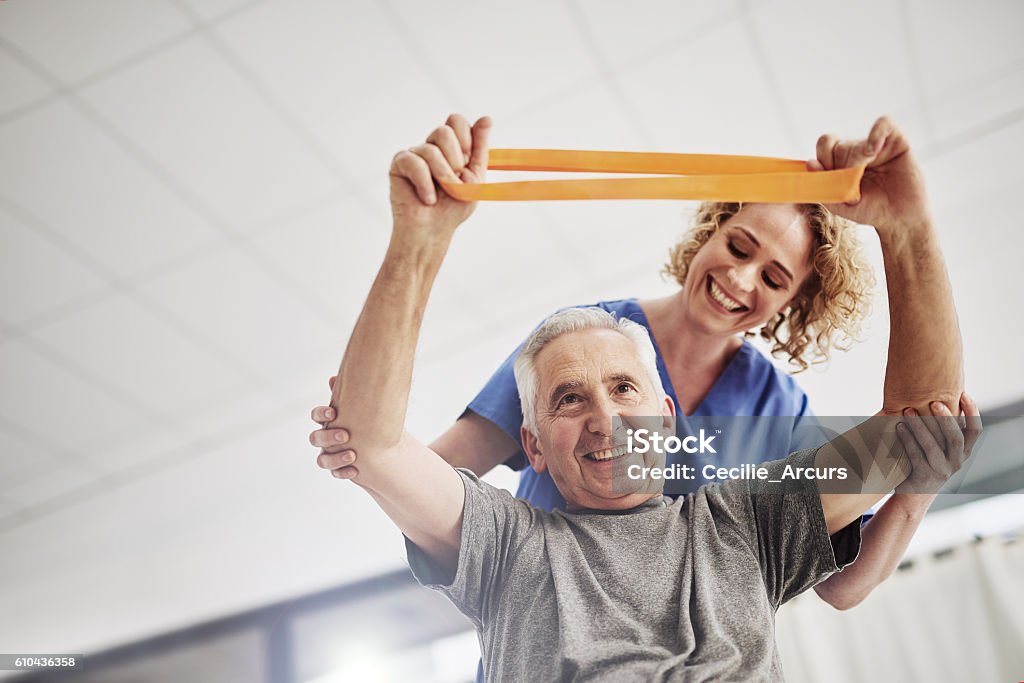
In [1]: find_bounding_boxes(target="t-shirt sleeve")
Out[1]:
[404,469,540,627]
[712,448,863,608]
[465,343,530,471]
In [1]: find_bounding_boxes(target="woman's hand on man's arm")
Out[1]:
[311,381,520,480]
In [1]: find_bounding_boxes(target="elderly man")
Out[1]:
[317,116,977,681]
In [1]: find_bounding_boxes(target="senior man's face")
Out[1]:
[521,328,675,511]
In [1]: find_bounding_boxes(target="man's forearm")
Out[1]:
[814,493,934,609]
[326,235,451,453]
[878,220,963,413]
[322,231,466,571]
[818,220,963,530]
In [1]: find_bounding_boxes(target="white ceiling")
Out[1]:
[1,0,1023,658]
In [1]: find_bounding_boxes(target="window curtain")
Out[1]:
[777,531,1024,682]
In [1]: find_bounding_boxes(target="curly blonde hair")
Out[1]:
[663,202,874,372]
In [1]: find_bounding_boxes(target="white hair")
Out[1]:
[512,307,666,437]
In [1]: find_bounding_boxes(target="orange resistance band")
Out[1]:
[439,149,863,203]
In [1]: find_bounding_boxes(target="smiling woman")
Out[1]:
[665,201,874,372]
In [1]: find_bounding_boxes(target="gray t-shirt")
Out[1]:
[406,447,861,682]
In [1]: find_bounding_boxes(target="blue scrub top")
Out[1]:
[467,299,825,511]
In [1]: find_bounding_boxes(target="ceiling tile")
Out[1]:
[136,242,339,383]
[616,17,793,156]
[246,196,389,325]
[528,198,694,287]
[927,70,1024,143]
[415,283,505,364]
[392,0,601,120]
[923,119,1024,217]
[906,0,1024,139]
[499,80,651,150]
[0,48,50,116]
[908,0,1024,98]
[0,339,144,443]
[0,0,191,84]
[213,0,451,191]
[441,203,573,284]
[29,292,247,426]
[75,421,198,475]
[0,100,219,278]
[430,201,591,330]
[80,35,338,227]
[572,0,740,70]
[161,379,288,443]
[747,0,928,148]
[0,207,110,325]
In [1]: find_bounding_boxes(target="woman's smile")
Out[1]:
[706,274,749,314]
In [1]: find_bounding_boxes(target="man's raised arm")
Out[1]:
[317,115,493,573]
[811,117,971,533]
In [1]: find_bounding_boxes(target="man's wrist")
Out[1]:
[874,213,936,253]
[386,228,453,268]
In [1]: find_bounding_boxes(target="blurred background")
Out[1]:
[0,0,1022,681]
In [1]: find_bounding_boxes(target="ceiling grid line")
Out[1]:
[493,4,747,140]
[931,57,1024,104]
[921,106,1024,161]
[2,242,226,342]
[616,5,744,76]
[0,29,195,127]
[0,411,107,477]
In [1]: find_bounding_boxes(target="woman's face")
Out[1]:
[683,203,815,337]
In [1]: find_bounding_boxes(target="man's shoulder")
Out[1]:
[454,468,551,522]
